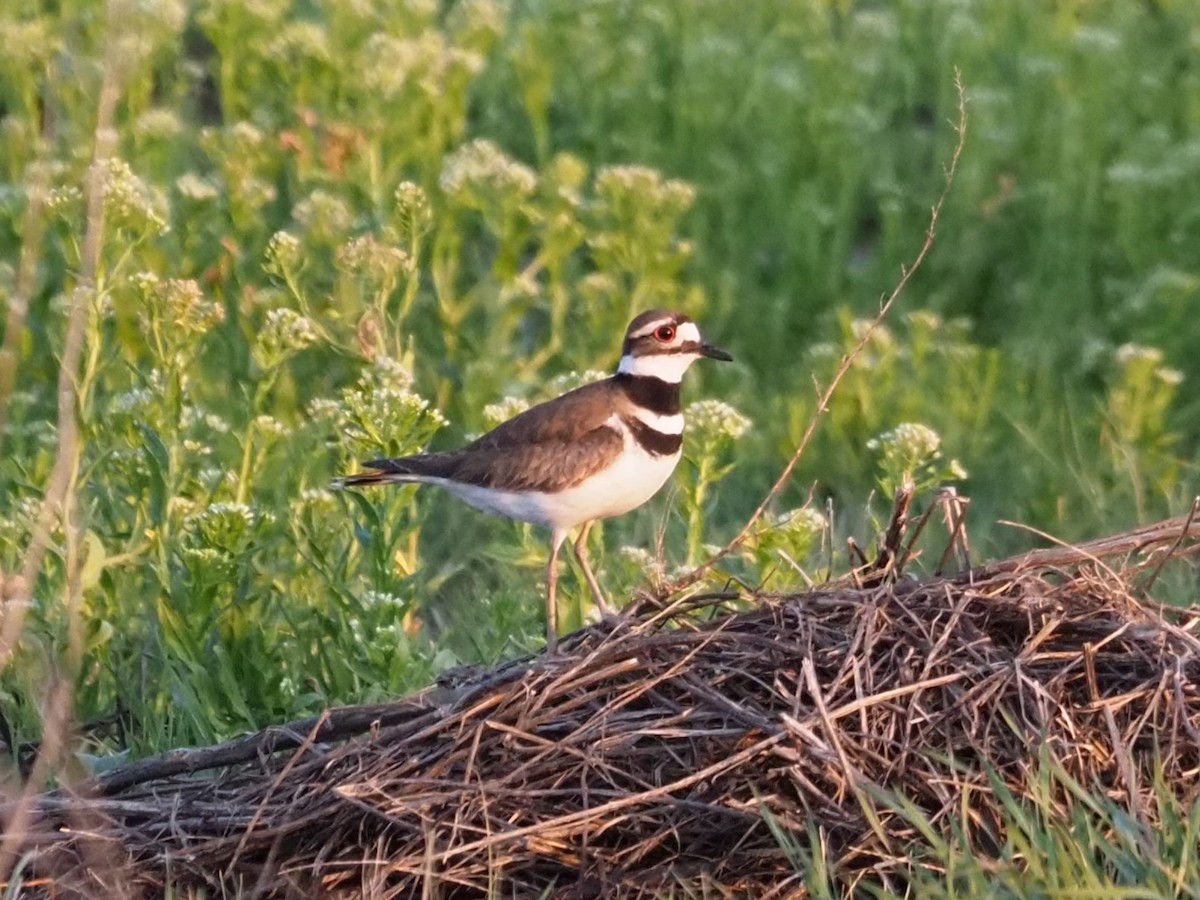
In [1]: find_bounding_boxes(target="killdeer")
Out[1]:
[335,309,732,651]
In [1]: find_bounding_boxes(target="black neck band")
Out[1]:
[614,373,681,415]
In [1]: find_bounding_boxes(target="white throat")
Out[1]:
[617,352,698,383]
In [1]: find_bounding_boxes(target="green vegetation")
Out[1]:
[2,0,1199,893]
[780,758,1200,900]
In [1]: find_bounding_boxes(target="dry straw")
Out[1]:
[11,500,1200,898]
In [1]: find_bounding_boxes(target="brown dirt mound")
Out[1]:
[10,512,1200,898]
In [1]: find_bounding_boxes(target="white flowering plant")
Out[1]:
[867,422,968,500]
[680,400,752,563]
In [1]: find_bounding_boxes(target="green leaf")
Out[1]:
[137,423,171,525]
[80,529,106,591]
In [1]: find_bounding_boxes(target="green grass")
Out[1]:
[2,0,1200,892]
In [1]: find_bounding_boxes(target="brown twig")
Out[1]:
[77,702,445,798]
[962,512,1200,583]
[870,483,915,578]
[1140,496,1200,592]
[231,711,332,866]
[895,488,950,574]
[934,488,971,575]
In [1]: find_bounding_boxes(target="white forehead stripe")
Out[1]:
[628,318,701,343]
[628,317,677,339]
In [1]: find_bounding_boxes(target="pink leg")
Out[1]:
[545,529,567,652]
[573,521,615,618]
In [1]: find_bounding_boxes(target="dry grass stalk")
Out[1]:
[7,504,1200,898]
[0,0,130,886]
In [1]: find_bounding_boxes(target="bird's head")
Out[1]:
[617,309,732,382]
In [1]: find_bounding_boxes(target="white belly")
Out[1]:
[438,443,681,531]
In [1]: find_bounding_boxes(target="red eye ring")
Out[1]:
[654,325,676,342]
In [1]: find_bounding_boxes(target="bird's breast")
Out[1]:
[537,439,681,528]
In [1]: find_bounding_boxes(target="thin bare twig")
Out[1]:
[231,711,331,866]
[1140,496,1200,592]
[934,488,971,575]
[895,488,951,573]
[662,71,969,596]
[952,514,1200,582]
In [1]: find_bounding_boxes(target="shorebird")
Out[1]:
[336,309,732,650]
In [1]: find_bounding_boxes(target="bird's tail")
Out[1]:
[332,456,449,490]
[331,471,413,489]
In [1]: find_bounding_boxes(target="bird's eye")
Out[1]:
[654,325,676,342]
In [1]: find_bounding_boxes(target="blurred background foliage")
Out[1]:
[0,0,1198,752]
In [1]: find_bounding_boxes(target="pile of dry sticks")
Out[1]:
[9,500,1200,898]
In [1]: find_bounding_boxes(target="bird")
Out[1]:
[335,309,732,651]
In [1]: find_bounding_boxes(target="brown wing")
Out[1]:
[450,423,624,492]
[465,379,620,451]
[356,380,625,493]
